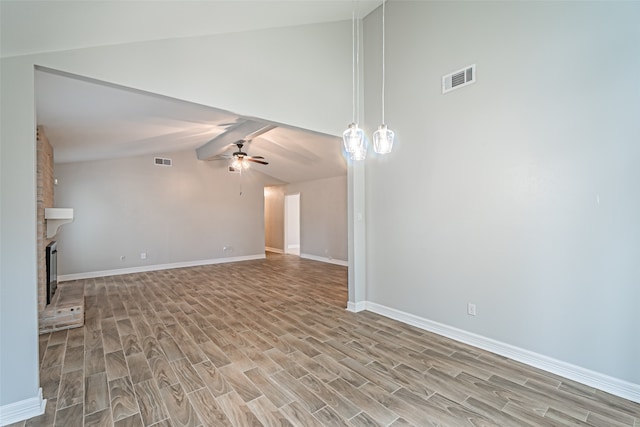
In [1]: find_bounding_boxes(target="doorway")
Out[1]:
[284,193,300,256]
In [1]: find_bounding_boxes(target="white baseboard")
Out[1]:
[365,301,640,404]
[346,301,367,312]
[300,253,348,267]
[0,388,46,426]
[58,254,266,282]
[265,247,284,254]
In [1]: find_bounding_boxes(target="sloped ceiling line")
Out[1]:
[36,67,346,184]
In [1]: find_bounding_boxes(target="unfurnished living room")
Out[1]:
[1,1,639,426]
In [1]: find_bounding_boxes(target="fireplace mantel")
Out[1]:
[44,207,74,238]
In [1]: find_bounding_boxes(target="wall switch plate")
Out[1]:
[467,303,477,316]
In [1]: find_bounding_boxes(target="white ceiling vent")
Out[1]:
[442,64,476,94]
[154,157,172,166]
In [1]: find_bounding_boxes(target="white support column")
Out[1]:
[347,159,366,312]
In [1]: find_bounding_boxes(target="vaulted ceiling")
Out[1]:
[2,1,381,184]
[35,68,348,184]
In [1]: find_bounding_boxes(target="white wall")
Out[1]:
[0,20,352,412]
[54,151,267,276]
[0,62,41,409]
[286,175,348,262]
[364,1,640,385]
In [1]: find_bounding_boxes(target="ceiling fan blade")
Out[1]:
[249,155,265,159]
[246,158,269,165]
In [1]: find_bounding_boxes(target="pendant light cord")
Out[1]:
[351,5,356,124]
[355,2,361,125]
[381,0,386,125]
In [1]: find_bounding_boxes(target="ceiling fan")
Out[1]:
[232,140,268,165]
[228,140,268,171]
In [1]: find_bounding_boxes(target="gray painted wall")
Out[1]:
[0,21,351,409]
[54,151,268,275]
[4,0,639,414]
[364,1,640,384]
[55,159,347,275]
[286,175,348,262]
[0,63,41,407]
[265,177,348,261]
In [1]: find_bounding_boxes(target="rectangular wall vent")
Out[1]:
[442,64,476,94]
[154,157,172,166]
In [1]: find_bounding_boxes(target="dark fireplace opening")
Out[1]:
[46,241,57,305]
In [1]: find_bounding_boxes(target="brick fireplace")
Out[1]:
[36,126,55,314]
[37,126,84,333]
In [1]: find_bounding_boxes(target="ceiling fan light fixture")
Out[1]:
[231,157,249,170]
[373,124,394,154]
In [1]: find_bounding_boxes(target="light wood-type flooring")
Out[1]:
[11,254,639,426]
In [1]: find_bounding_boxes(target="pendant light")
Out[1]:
[372,0,395,154]
[343,2,367,160]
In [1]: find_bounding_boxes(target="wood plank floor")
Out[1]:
[12,254,639,426]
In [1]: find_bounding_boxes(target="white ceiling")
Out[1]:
[6,1,382,184]
[35,68,348,184]
[0,1,380,58]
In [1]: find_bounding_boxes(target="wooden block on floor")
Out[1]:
[39,282,85,334]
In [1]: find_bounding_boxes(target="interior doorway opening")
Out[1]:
[284,193,300,256]
[264,185,287,255]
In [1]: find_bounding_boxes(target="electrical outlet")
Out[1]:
[223,246,233,252]
[140,252,147,260]
[467,303,477,316]
[120,255,126,262]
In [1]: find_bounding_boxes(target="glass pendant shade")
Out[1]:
[373,124,395,154]
[350,145,367,161]
[343,123,365,154]
[232,157,249,170]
